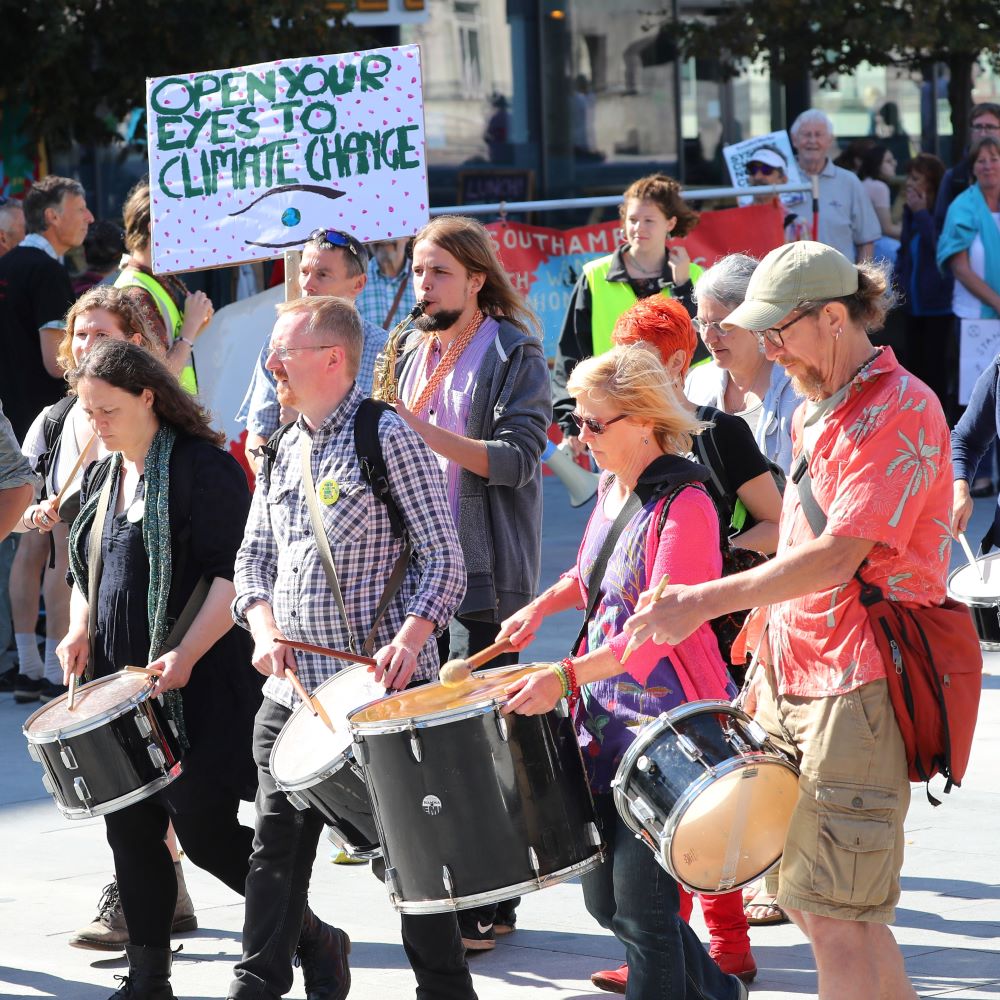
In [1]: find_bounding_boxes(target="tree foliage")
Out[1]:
[1,1,374,149]
[667,0,1000,157]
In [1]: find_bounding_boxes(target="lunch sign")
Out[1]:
[146,44,429,274]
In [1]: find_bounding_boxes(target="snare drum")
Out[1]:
[270,665,386,860]
[349,664,604,914]
[23,671,182,820]
[947,552,1000,649]
[613,700,799,894]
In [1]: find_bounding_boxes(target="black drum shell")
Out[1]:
[355,705,602,912]
[288,758,380,856]
[24,698,181,819]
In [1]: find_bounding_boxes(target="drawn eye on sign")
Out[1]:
[226,183,346,249]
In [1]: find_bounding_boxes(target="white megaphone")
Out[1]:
[543,439,599,507]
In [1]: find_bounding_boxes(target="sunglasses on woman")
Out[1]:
[570,412,628,435]
[747,162,780,177]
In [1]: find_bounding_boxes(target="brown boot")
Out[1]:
[171,861,198,934]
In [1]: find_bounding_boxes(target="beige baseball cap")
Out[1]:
[722,241,859,332]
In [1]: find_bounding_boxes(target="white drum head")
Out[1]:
[24,671,152,737]
[948,551,1000,606]
[271,665,385,784]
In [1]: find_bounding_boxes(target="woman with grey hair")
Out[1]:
[685,254,801,473]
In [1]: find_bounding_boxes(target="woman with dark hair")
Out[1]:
[553,173,703,456]
[56,340,263,998]
[893,153,953,411]
[858,144,901,264]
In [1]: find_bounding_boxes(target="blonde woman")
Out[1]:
[502,344,747,1000]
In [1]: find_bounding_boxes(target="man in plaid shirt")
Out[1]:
[229,296,474,1000]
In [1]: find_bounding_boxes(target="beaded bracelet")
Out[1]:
[560,657,580,705]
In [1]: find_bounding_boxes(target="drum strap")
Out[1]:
[85,465,117,682]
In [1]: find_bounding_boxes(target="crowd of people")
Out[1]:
[0,98,994,1000]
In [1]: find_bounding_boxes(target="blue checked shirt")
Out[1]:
[356,258,417,330]
[233,383,465,709]
[235,318,389,438]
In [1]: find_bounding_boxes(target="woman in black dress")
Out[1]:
[57,340,262,999]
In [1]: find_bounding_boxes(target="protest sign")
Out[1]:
[959,318,1000,404]
[723,131,805,210]
[487,200,785,357]
[146,45,429,274]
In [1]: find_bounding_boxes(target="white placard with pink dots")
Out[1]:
[146,44,429,274]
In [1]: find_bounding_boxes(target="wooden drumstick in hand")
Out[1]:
[439,637,513,688]
[621,576,669,664]
[53,431,98,510]
[286,669,336,734]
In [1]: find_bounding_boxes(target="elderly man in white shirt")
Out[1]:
[787,109,881,263]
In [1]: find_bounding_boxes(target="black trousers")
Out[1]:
[437,616,521,937]
[229,697,477,1000]
[105,784,252,948]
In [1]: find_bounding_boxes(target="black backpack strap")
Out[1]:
[353,398,413,657]
[257,421,296,488]
[36,394,77,480]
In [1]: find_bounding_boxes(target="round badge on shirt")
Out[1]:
[318,478,340,505]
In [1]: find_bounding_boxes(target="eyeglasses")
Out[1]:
[971,122,1000,133]
[308,228,359,258]
[692,317,732,338]
[267,344,339,362]
[747,163,780,177]
[754,308,815,348]
[570,412,628,435]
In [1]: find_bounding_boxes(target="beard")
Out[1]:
[275,379,298,410]
[415,308,463,333]
[789,366,827,402]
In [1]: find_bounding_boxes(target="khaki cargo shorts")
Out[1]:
[754,671,910,923]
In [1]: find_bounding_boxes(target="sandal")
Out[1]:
[744,892,790,926]
[741,880,761,906]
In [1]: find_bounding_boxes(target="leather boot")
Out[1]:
[172,861,198,934]
[296,906,351,1000]
[108,944,175,999]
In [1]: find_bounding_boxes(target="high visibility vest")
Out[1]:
[584,254,704,357]
[115,269,198,394]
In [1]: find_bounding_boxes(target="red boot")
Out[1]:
[590,963,628,994]
[709,944,757,983]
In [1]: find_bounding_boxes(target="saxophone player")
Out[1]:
[389,215,552,954]
[238,228,389,471]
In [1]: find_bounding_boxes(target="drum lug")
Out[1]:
[528,846,540,873]
[725,729,750,754]
[745,720,768,748]
[385,866,401,900]
[73,776,93,804]
[135,714,153,739]
[495,711,509,742]
[586,821,602,847]
[26,742,40,763]
[147,744,167,770]
[59,745,79,771]
[286,790,309,811]
[636,754,654,773]
[167,719,179,738]
[628,795,657,827]
[408,728,423,764]
[677,734,703,762]
[442,865,455,896]
[41,773,54,795]
[353,735,370,767]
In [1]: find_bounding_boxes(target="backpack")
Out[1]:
[35,395,77,483]
[259,398,406,542]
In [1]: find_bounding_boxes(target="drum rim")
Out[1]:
[326,824,382,861]
[947,561,1000,607]
[269,664,384,784]
[348,664,550,733]
[662,752,800,892]
[22,672,159,744]
[49,762,183,821]
[385,851,605,914]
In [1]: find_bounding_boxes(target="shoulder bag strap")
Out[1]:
[160,577,211,652]
[571,486,643,655]
[299,432,359,654]
[791,452,828,538]
[382,270,410,329]
[85,465,117,681]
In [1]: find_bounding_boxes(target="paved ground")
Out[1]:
[2,477,1000,998]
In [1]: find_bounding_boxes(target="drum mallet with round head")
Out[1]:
[439,637,514,688]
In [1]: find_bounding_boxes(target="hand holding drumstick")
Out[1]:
[621,576,669,663]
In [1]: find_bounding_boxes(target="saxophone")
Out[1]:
[371,301,425,403]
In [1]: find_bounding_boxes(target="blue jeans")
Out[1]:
[582,794,741,1000]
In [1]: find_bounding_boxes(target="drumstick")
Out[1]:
[285,668,336,734]
[53,431,98,508]
[67,673,78,711]
[125,665,163,678]
[439,637,513,688]
[958,532,985,584]
[275,637,376,668]
[621,576,670,664]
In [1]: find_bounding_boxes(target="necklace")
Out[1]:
[407,309,484,414]
[624,247,665,278]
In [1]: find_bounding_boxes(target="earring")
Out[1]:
[643,436,650,446]
[835,327,843,340]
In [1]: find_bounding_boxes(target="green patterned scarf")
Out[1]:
[69,426,188,748]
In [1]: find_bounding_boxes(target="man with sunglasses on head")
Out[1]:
[627,240,952,1000]
[239,228,388,470]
